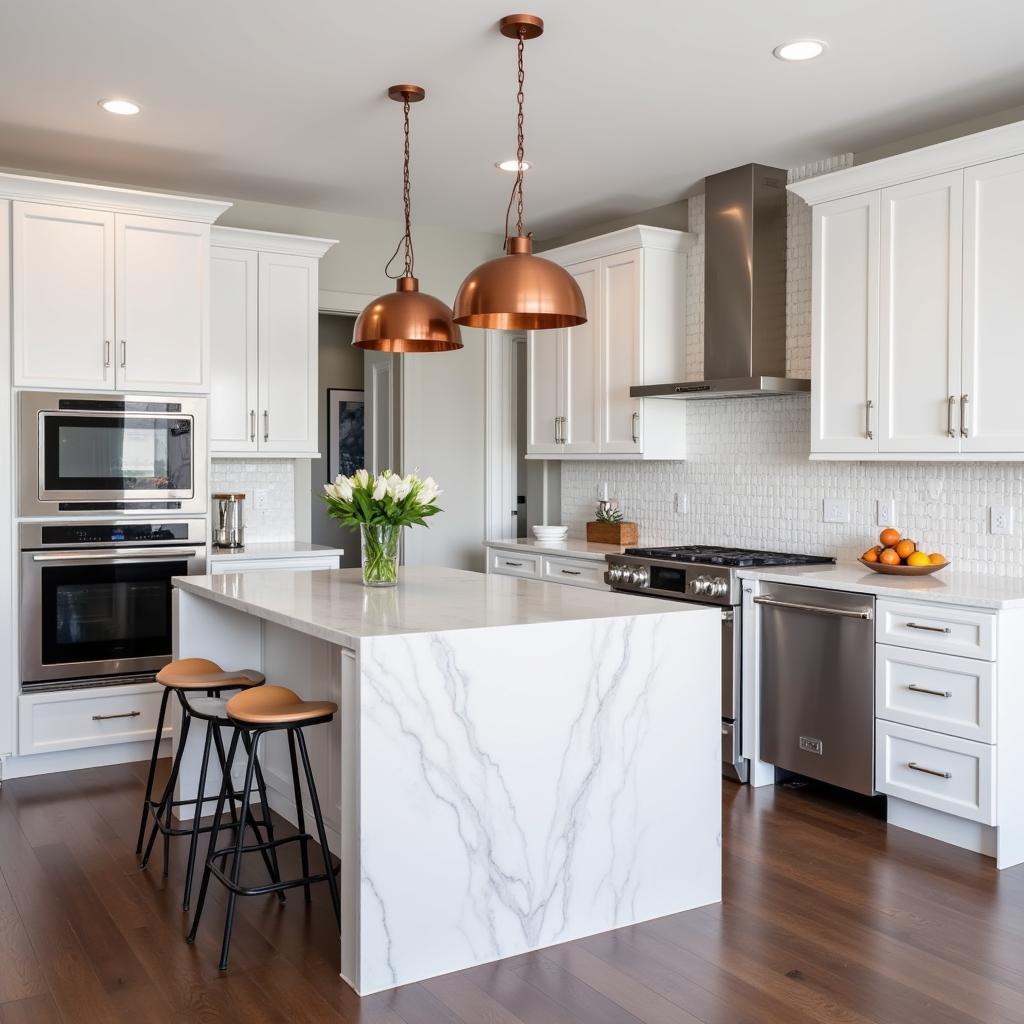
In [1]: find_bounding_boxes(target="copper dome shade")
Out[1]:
[354,275,462,352]
[453,235,586,330]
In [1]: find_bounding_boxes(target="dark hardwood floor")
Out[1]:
[0,760,1021,1024]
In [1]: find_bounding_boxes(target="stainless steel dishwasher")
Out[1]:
[755,582,876,795]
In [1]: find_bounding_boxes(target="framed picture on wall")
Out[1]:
[327,388,365,482]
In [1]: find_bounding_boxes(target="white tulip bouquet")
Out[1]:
[323,469,442,585]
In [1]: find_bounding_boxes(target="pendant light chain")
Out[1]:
[503,29,528,246]
[385,95,416,279]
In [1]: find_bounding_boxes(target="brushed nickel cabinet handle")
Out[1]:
[960,394,969,438]
[908,761,952,779]
[120,340,127,367]
[865,399,874,440]
[905,621,951,634]
[908,683,953,698]
[249,409,256,443]
[104,340,111,368]
[553,416,560,444]
[947,395,956,439]
[92,710,141,721]
[263,410,269,442]
[632,411,640,444]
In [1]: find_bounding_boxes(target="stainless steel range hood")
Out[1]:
[631,163,809,400]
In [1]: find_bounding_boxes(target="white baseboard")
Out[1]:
[1,737,169,781]
[887,796,997,859]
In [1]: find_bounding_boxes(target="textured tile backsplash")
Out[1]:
[210,459,296,542]
[562,155,1024,578]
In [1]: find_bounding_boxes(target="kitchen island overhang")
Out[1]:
[172,567,721,994]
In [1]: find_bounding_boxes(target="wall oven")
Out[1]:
[19,390,207,517]
[20,519,206,689]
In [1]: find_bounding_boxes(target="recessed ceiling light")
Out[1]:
[772,39,827,62]
[98,98,141,116]
[495,159,532,172]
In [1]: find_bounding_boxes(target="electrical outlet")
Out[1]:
[877,498,897,527]
[252,488,269,511]
[673,493,689,515]
[990,504,1014,535]
[823,498,850,524]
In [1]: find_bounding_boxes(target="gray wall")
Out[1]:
[312,314,362,565]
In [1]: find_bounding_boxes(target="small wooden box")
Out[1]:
[586,521,639,546]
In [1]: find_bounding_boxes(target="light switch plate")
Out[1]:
[823,498,850,524]
[990,504,1013,535]
[877,498,897,527]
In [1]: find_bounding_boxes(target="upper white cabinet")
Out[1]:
[791,120,1024,460]
[4,173,230,394]
[526,226,694,461]
[209,228,337,457]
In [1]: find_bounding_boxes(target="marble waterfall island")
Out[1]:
[172,567,722,994]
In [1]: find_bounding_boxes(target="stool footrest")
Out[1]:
[206,833,340,897]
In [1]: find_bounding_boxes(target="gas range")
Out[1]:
[604,545,834,606]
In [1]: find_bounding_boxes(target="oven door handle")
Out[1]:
[31,548,202,562]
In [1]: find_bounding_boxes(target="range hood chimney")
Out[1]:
[631,163,809,400]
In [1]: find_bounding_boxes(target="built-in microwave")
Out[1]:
[19,391,207,517]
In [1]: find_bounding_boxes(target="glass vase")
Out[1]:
[360,523,401,587]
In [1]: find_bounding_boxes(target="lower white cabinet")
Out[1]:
[485,545,608,591]
[19,682,169,755]
[209,553,341,575]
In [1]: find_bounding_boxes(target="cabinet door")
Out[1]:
[561,261,601,454]
[115,214,209,393]
[12,202,114,390]
[257,251,318,453]
[962,154,1024,453]
[878,173,963,453]
[209,247,259,452]
[811,193,880,454]
[525,330,562,455]
[599,251,643,454]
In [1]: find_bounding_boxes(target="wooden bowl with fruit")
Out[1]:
[859,529,949,576]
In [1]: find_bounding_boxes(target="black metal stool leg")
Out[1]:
[287,729,312,903]
[219,730,259,971]
[296,729,340,927]
[240,730,286,903]
[211,724,241,829]
[182,720,214,911]
[136,686,170,855]
[141,708,191,870]
[187,729,239,945]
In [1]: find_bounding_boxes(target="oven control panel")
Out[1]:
[604,558,736,605]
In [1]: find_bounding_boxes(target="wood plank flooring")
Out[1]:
[0,761,1020,1023]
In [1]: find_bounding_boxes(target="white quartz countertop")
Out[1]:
[174,565,709,648]
[737,560,1024,610]
[486,537,626,561]
[208,541,344,562]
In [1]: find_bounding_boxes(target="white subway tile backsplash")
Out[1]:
[210,459,296,542]
[562,153,1024,578]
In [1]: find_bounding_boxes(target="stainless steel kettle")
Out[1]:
[212,493,245,549]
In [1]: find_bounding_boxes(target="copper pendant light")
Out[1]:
[354,85,462,352]
[453,14,587,331]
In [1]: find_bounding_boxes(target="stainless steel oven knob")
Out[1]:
[606,564,624,584]
[706,577,729,599]
[688,576,709,596]
[629,567,649,587]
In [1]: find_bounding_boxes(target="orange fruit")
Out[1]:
[895,539,917,560]
[862,547,879,563]
[929,552,946,565]
[879,527,901,548]
[906,551,931,567]
[879,547,901,566]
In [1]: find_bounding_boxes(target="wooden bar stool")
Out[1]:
[137,658,284,911]
[187,685,341,971]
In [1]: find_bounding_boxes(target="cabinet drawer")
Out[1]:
[876,599,995,660]
[876,644,995,743]
[876,720,994,824]
[19,684,169,755]
[541,555,608,590]
[488,549,541,579]
[210,556,341,575]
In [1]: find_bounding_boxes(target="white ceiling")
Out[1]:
[3,0,1024,237]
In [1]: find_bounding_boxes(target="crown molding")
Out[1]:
[788,119,1024,205]
[211,225,338,258]
[542,224,697,267]
[0,171,232,223]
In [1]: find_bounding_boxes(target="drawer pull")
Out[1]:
[92,710,142,721]
[905,622,952,634]
[560,569,582,576]
[907,761,952,780]
[908,683,953,698]
[503,561,524,567]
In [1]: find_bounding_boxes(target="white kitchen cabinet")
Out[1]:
[961,153,1024,453]
[12,201,115,390]
[791,119,1024,461]
[878,173,962,454]
[526,226,692,461]
[209,553,341,574]
[115,214,210,393]
[485,543,609,591]
[209,228,336,457]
